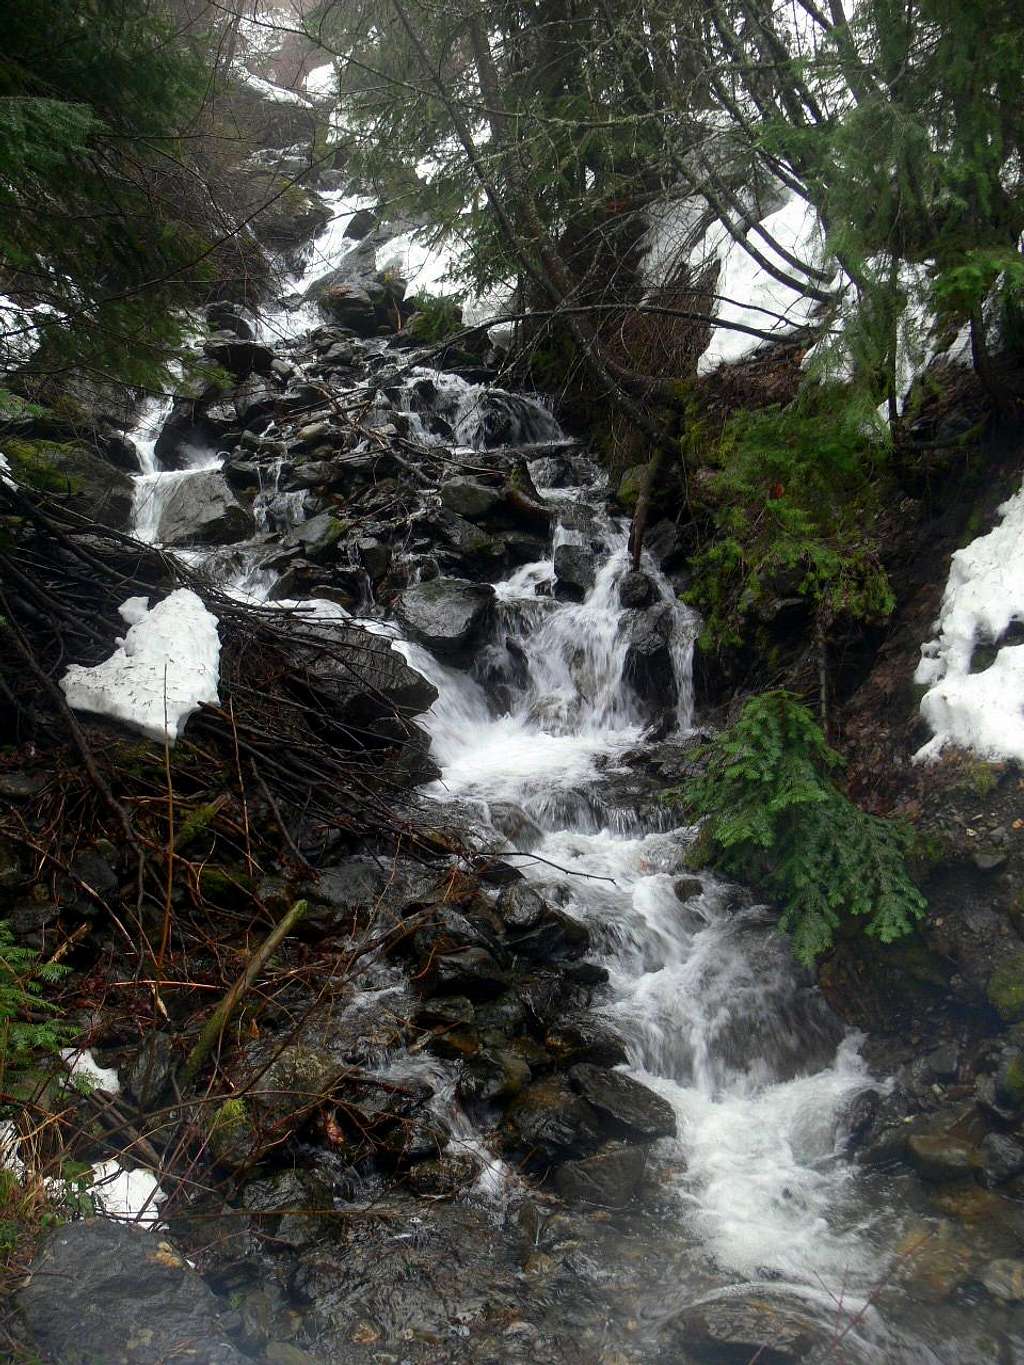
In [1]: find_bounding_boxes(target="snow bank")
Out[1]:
[60,590,221,745]
[914,482,1024,762]
[304,61,335,97]
[696,194,831,374]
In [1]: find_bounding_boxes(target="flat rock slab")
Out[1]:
[19,1219,249,1364]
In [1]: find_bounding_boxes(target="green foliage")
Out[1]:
[406,293,464,343]
[686,397,895,648]
[0,0,220,392]
[0,921,70,1077]
[675,692,926,964]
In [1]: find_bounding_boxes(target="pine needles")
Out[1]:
[675,691,926,965]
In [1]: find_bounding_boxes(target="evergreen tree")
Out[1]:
[0,0,235,394]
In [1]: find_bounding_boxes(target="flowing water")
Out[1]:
[121,242,1020,1361]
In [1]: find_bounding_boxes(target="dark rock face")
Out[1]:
[657,1293,826,1363]
[144,469,254,548]
[394,576,495,664]
[19,1219,250,1364]
[504,1076,605,1161]
[553,542,596,601]
[440,476,501,521]
[619,569,658,609]
[284,619,438,728]
[203,334,275,377]
[568,1064,677,1142]
[554,1144,646,1206]
[621,602,679,709]
[13,445,135,530]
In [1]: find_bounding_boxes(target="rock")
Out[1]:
[554,1144,646,1206]
[505,905,589,962]
[6,442,134,530]
[242,1169,332,1250]
[0,771,46,799]
[496,882,548,931]
[394,577,495,665]
[146,469,254,547]
[281,509,342,563]
[124,1032,174,1110]
[978,1132,1024,1187]
[568,1064,677,1142]
[205,300,253,338]
[243,1042,335,1132]
[988,952,1024,1022]
[344,206,380,239]
[644,519,686,570]
[488,802,545,850]
[403,1153,480,1198]
[616,462,648,512]
[424,506,506,575]
[18,1219,250,1364]
[440,477,501,521]
[283,619,438,727]
[995,1048,1024,1112]
[357,536,391,581]
[980,1259,1024,1302]
[673,876,704,901]
[657,1294,824,1363]
[427,946,509,999]
[545,1018,629,1068]
[619,570,658,608]
[203,334,274,377]
[553,542,595,601]
[504,1076,605,1162]
[621,602,679,709]
[234,376,279,427]
[906,1133,976,1183]
[317,281,377,333]
[459,1047,532,1103]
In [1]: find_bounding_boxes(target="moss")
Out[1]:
[208,1097,255,1165]
[3,438,85,493]
[987,952,1024,1022]
[199,865,255,905]
[615,461,649,513]
[173,803,219,855]
[1001,1053,1024,1106]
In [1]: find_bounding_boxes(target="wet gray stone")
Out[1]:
[19,1219,249,1364]
[394,576,495,664]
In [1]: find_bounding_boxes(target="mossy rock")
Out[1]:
[199,865,256,906]
[988,952,1024,1022]
[208,1097,256,1168]
[4,438,134,529]
[615,461,649,513]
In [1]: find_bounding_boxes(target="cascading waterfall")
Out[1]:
[122,325,975,1363]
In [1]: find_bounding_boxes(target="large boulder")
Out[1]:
[202,333,274,377]
[439,477,502,522]
[553,541,596,601]
[142,469,254,547]
[283,618,438,727]
[568,1063,677,1142]
[19,1219,250,1364]
[620,602,679,709]
[4,440,135,530]
[657,1293,827,1363]
[394,577,495,665]
[317,281,377,333]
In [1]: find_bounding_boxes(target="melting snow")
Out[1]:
[61,1048,121,1094]
[696,194,832,374]
[239,69,311,107]
[89,1160,166,1225]
[60,590,221,745]
[914,481,1024,762]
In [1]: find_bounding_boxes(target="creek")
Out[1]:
[115,218,1021,1364]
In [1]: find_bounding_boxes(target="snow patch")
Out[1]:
[0,452,15,488]
[89,1159,165,1226]
[60,590,221,745]
[239,69,311,107]
[61,1048,121,1094]
[914,482,1024,762]
[304,61,335,97]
